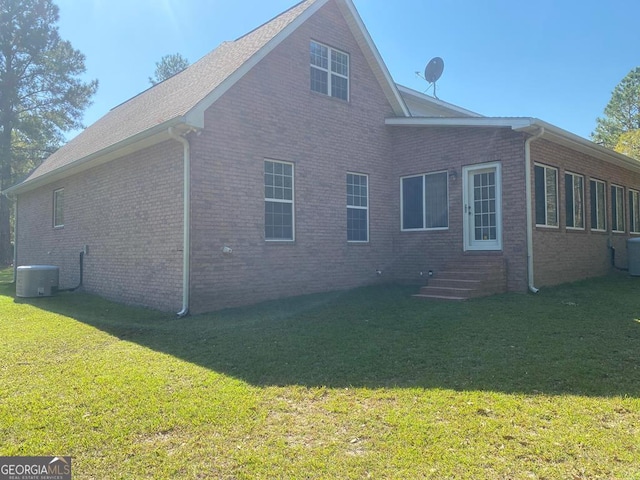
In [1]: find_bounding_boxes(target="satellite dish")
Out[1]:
[424,57,444,83]
[423,57,444,98]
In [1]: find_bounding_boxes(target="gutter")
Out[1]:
[168,127,191,317]
[4,117,192,197]
[524,126,544,294]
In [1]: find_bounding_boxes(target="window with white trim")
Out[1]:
[264,160,294,241]
[347,173,368,242]
[401,171,448,231]
[611,184,625,233]
[565,172,584,229]
[53,188,64,228]
[310,41,349,101]
[590,179,606,232]
[629,189,640,234]
[534,164,558,227]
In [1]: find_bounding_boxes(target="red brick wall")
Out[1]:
[16,141,184,311]
[188,0,397,312]
[531,139,640,287]
[388,126,529,292]
[16,0,640,314]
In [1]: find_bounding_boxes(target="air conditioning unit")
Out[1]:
[16,265,60,298]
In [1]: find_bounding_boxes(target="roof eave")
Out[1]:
[385,117,533,129]
[386,116,640,173]
[4,117,195,196]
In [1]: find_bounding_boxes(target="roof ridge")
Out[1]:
[234,0,317,42]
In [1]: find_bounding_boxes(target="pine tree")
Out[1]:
[0,0,98,265]
[591,67,640,155]
[149,53,189,85]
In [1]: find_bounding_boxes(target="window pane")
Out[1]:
[331,75,348,100]
[546,169,558,226]
[264,161,292,201]
[402,176,424,229]
[565,174,574,228]
[331,50,348,76]
[53,189,64,227]
[632,191,640,233]
[612,186,625,231]
[310,67,328,94]
[590,180,606,230]
[597,182,606,230]
[630,192,636,233]
[265,202,293,240]
[590,180,597,229]
[310,41,328,68]
[347,174,367,207]
[424,172,448,228]
[574,176,584,228]
[347,208,368,242]
[534,166,546,225]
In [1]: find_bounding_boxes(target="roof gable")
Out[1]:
[7,0,408,194]
[397,85,482,118]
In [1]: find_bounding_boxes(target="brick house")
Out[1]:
[5,0,640,314]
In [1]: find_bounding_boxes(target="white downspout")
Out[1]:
[12,195,17,283]
[168,127,191,317]
[524,126,544,293]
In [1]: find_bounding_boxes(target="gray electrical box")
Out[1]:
[16,265,60,297]
[627,238,640,276]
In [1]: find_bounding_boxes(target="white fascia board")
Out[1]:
[337,0,409,117]
[385,117,534,129]
[4,117,195,196]
[186,0,331,127]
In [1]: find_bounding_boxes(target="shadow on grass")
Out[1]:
[3,274,640,397]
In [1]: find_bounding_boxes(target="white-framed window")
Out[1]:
[590,179,606,232]
[534,163,558,227]
[347,173,368,242]
[565,172,584,230]
[264,160,294,241]
[53,188,64,228]
[611,184,625,233]
[310,41,349,101]
[629,189,640,234]
[401,171,448,231]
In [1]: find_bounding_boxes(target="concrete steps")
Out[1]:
[414,256,507,301]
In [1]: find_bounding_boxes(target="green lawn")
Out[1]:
[1,271,639,479]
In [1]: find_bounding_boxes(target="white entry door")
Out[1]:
[463,162,502,251]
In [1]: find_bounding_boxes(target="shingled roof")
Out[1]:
[7,0,345,193]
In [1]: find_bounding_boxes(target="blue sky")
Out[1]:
[56,0,640,140]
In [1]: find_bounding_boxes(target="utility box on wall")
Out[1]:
[628,238,640,276]
[16,265,60,297]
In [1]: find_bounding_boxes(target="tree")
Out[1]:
[614,129,640,160]
[591,67,640,152]
[148,53,189,85]
[0,0,98,265]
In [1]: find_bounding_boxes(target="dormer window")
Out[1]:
[310,41,349,101]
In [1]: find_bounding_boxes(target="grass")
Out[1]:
[1,269,639,479]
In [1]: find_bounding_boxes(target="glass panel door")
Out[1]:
[463,163,502,251]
